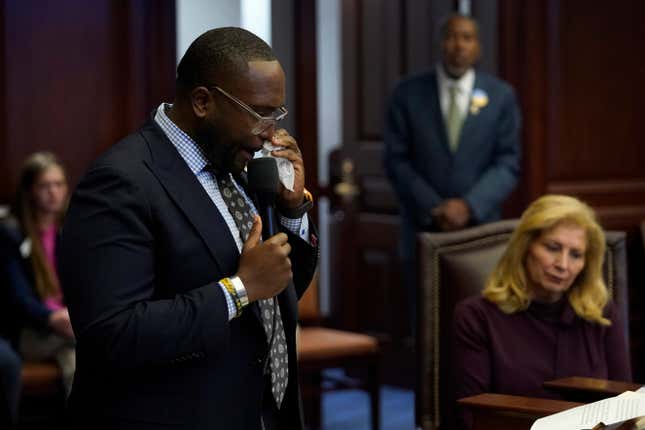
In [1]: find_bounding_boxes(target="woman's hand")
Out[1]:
[48,308,74,339]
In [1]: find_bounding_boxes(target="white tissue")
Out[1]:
[253,140,295,191]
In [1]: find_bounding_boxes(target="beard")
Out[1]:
[193,119,241,175]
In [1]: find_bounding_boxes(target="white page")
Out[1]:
[531,392,645,430]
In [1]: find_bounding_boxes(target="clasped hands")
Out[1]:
[432,198,471,232]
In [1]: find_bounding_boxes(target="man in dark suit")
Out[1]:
[0,338,20,428]
[0,222,25,429]
[384,14,521,324]
[59,28,318,430]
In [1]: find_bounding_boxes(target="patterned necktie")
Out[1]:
[446,85,465,153]
[216,172,289,408]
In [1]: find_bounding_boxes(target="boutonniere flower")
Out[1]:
[20,238,31,258]
[470,88,489,115]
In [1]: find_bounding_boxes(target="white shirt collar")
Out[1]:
[154,103,209,175]
[436,63,476,118]
[436,63,475,94]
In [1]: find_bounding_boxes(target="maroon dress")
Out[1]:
[453,295,631,429]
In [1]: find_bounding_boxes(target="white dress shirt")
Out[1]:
[154,103,309,320]
[436,64,475,122]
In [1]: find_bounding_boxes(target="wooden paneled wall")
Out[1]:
[331,0,645,381]
[499,0,645,224]
[0,0,176,203]
[498,0,645,380]
[330,0,454,346]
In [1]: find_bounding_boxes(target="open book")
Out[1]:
[531,390,645,430]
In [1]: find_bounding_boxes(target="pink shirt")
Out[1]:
[40,225,64,311]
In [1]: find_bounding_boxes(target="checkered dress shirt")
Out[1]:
[154,103,309,320]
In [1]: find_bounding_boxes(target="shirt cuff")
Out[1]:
[279,213,310,243]
[218,282,237,321]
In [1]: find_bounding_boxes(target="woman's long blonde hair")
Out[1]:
[13,152,67,300]
[483,194,610,325]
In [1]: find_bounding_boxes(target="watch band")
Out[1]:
[229,275,249,308]
[278,188,314,219]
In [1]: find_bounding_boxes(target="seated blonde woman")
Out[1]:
[453,195,631,429]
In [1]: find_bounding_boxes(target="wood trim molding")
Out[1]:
[0,0,6,203]
[497,0,549,214]
[0,1,176,203]
[547,180,645,228]
[548,180,645,195]
[593,206,645,231]
[341,0,359,150]
[294,0,320,201]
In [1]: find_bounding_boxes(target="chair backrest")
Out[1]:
[415,219,629,430]
[641,220,645,261]
[298,270,321,324]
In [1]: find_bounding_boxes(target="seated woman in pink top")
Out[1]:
[453,195,631,429]
[0,152,74,395]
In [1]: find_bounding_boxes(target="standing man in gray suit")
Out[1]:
[384,14,521,325]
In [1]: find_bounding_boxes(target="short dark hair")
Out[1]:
[176,27,276,92]
[438,13,479,41]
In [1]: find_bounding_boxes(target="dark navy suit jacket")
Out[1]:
[384,69,521,245]
[59,119,318,430]
[0,220,55,345]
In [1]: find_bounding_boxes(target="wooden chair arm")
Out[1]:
[543,377,643,402]
[458,393,582,430]
[458,393,582,416]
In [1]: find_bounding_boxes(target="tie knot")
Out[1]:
[217,172,231,184]
[205,164,229,183]
[449,85,459,97]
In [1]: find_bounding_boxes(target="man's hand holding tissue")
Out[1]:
[270,129,306,209]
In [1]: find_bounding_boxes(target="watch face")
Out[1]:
[304,188,313,202]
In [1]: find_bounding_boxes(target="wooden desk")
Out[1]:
[544,377,643,402]
[459,393,645,430]
[458,393,582,430]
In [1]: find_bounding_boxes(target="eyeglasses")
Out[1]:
[209,86,288,135]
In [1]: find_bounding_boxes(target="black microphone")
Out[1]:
[247,157,280,241]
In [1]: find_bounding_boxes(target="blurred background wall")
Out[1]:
[0,0,643,385]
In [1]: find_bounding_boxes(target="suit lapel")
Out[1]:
[139,118,300,328]
[454,72,482,155]
[140,120,270,323]
[139,120,240,276]
[278,285,298,344]
[428,72,452,154]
